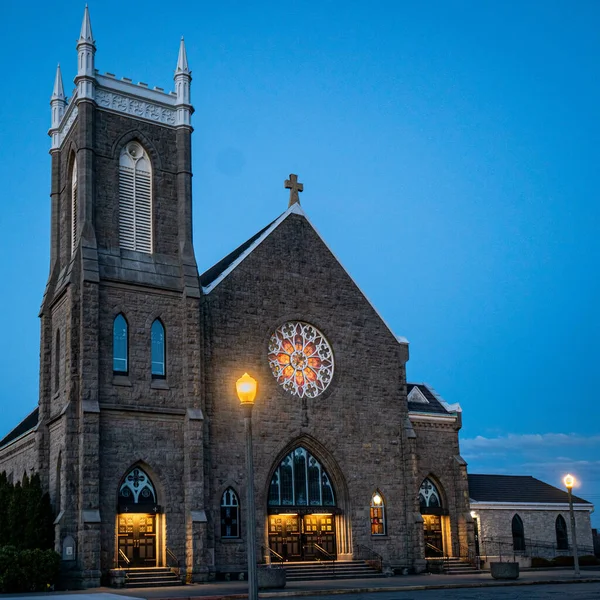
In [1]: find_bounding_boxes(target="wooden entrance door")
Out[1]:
[268,514,301,561]
[423,514,444,557]
[118,513,157,567]
[302,515,337,560]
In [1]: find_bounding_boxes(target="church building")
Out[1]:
[0,8,475,587]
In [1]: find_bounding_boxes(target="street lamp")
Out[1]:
[563,474,580,577]
[237,373,258,600]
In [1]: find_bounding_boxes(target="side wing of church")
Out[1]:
[0,9,474,587]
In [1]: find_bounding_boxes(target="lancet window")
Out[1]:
[151,319,165,377]
[370,491,386,535]
[268,447,335,507]
[119,142,152,253]
[118,466,156,507]
[71,159,78,254]
[419,478,442,509]
[555,515,568,550]
[220,488,240,538]
[113,314,128,374]
[512,514,525,551]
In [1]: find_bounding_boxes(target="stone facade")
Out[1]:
[0,9,477,588]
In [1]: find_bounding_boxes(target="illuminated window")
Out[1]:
[113,314,128,374]
[221,488,239,538]
[151,319,165,377]
[119,142,152,253]
[268,322,334,398]
[419,478,442,509]
[268,447,335,507]
[370,491,386,535]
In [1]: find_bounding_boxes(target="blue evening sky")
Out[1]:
[1,1,598,524]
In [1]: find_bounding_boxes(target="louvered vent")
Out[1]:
[71,160,78,255]
[119,143,153,252]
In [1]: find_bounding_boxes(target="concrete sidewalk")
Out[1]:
[5,567,598,600]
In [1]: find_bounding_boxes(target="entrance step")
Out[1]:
[123,567,182,588]
[282,560,384,581]
[427,557,480,575]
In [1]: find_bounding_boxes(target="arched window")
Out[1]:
[71,159,78,254]
[56,451,62,513]
[221,488,239,538]
[370,491,386,535]
[113,314,128,374]
[151,319,165,378]
[512,514,525,551]
[556,515,568,550]
[118,466,156,509]
[268,447,335,507]
[54,330,61,393]
[119,142,152,253]
[419,477,442,511]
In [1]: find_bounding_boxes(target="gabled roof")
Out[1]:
[200,203,408,346]
[468,474,591,505]
[407,383,460,415]
[0,407,39,448]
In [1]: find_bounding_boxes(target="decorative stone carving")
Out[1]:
[58,106,78,145]
[96,89,176,125]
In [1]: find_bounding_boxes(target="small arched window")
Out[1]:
[419,477,442,511]
[512,514,525,552]
[555,515,568,550]
[151,319,165,378]
[54,330,61,393]
[221,488,240,538]
[113,314,128,374]
[119,142,152,253]
[370,491,386,535]
[118,466,157,508]
[71,159,78,254]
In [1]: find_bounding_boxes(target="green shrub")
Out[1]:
[0,546,60,592]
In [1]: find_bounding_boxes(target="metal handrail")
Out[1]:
[304,543,335,577]
[479,536,595,562]
[354,543,383,572]
[425,542,444,556]
[261,545,285,564]
[118,548,130,567]
[166,547,181,573]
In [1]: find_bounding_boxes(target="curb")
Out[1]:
[154,577,600,600]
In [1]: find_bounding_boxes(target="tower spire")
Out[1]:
[75,5,96,100]
[174,37,192,127]
[52,64,66,101]
[176,37,190,74]
[78,5,95,45]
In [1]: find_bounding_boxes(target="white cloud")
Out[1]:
[461,432,600,451]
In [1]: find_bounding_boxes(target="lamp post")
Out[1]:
[564,474,580,577]
[237,373,259,600]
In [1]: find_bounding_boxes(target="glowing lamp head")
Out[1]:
[236,373,257,405]
[373,493,382,506]
[564,474,576,489]
[470,511,477,519]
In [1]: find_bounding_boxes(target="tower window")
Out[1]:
[71,159,78,254]
[151,319,165,378]
[221,488,240,538]
[54,330,61,393]
[370,491,386,535]
[113,314,128,374]
[119,143,152,253]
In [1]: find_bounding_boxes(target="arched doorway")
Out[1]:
[117,466,161,568]
[419,476,449,558]
[267,446,338,561]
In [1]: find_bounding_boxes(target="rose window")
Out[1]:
[268,322,334,398]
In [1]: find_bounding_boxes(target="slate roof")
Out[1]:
[407,383,451,415]
[199,218,277,288]
[0,407,39,448]
[468,474,592,505]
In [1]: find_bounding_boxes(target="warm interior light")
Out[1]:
[564,474,576,489]
[470,511,477,518]
[373,494,382,505]
[277,513,298,517]
[236,373,257,405]
[311,513,333,516]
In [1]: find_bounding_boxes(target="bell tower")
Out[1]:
[40,7,205,587]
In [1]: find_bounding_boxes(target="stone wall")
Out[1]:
[473,507,595,559]
[0,431,37,481]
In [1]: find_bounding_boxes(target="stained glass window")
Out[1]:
[370,491,386,535]
[419,478,442,509]
[268,322,334,398]
[113,314,128,374]
[118,466,156,506]
[221,488,240,538]
[151,319,165,377]
[269,447,335,507]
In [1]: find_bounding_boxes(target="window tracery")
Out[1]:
[118,466,156,506]
[268,447,335,507]
[268,322,334,398]
[419,478,442,508]
[221,488,240,538]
